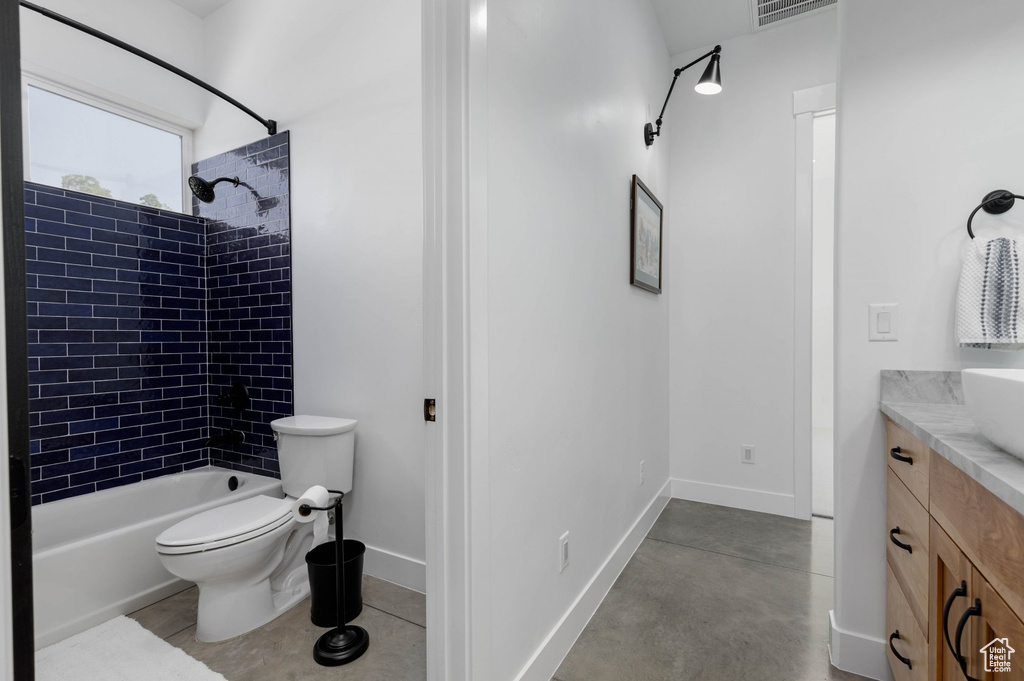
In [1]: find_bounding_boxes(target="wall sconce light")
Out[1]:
[645,45,722,147]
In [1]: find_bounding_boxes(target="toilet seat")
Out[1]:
[156,495,294,555]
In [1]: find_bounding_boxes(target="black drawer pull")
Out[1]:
[942,581,968,665]
[889,630,912,669]
[954,598,982,681]
[890,446,914,465]
[889,527,913,554]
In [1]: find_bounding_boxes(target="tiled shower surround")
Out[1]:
[195,132,292,477]
[25,132,291,504]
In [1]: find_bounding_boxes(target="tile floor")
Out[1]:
[129,574,425,681]
[553,499,870,681]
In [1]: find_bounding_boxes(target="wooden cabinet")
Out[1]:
[971,572,1024,680]
[931,520,975,681]
[888,466,930,631]
[889,561,930,681]
[886,419,1024,681]
[887,419,931,508]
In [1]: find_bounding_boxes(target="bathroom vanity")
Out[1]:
[881,375,1024,681]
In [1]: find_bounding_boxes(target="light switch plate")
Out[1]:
[869,303,898,342]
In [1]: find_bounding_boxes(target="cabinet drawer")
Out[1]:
[887,562,929,681]
[887,467,930,632]
[886,420,930,509]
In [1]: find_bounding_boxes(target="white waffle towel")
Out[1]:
[955,237,1024,350]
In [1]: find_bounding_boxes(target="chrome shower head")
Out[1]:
[188,175,239,203]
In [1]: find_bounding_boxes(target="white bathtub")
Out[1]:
[32,466,283,648]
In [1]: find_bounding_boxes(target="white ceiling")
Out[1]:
[166,0,810,56]
[649,0,754,56]
[166,0,233,19]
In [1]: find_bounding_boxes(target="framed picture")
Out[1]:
[630,174,663,294]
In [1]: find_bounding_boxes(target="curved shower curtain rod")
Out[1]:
[18,0,277,136]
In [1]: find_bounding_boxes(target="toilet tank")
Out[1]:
[271,416,358,497]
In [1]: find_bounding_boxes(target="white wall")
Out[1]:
[485,0,671,677]
[833,1,1024,676]
[19,0,206,128]
[195,0,425,589]
[668,10,837,516]
[812,113,834,432]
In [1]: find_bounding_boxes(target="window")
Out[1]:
[25,82,188,212]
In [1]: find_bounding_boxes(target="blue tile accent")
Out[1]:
[26,134,292,503]
[193,132,292,478]
[26,183,209,502]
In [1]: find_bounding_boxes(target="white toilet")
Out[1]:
[155,415,357,643]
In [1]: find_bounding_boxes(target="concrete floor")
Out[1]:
[128,501,867,680]
[129,574,425,681]
[553,499,870,681]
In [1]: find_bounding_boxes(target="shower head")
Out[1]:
[188,175,239,203]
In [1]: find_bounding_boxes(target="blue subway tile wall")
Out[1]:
[193,131,292,477]
[25,183,210,504]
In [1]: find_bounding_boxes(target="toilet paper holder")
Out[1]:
[297,489,369,666]
[297,489,345,516]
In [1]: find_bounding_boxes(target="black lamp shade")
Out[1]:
[695,54,722,95]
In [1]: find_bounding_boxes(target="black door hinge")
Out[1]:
[424,398,436,422]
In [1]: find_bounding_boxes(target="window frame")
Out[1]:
[20,72,194,214]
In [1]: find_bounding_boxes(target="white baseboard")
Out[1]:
[829,610,892,681]
[362,544,426,594]
[670,477,796,518]
[512,480,672,681]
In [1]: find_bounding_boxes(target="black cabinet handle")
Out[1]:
[889,527,913,554]
[889,630,912,669]
[954,598,982,681]
[943,581,968,665]
[890,446,914,465]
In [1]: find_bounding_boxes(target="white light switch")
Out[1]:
[869,304,898,342]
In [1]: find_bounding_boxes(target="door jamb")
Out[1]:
[422,1,491,679]
[793,82,836,522]
[2,0,34,677]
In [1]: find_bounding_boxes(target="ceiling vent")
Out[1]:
[750,0,837,31]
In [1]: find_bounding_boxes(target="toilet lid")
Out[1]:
[156,495,293,552]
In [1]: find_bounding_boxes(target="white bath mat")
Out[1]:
[36,616,226,681]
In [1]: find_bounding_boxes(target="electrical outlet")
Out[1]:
[559,531,570,573]
[640,460,646,485]
[741,445,755,464]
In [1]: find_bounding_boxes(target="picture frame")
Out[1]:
[630,174,663,294]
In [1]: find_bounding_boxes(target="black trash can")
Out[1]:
[306,539,365,627]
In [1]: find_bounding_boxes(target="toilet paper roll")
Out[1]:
[292,485,331,548]
[292,485,330,522]
[310,512,329,548]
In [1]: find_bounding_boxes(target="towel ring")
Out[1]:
[967,190,1024,239]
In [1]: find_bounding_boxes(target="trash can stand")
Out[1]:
[307,539,365,627]
[297,490,370,666]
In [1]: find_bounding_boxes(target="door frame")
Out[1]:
[793,82,836,521]
[1,0,35,678]
[422,0,490,679]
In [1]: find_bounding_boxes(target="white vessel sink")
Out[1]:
[963,369,1024,460]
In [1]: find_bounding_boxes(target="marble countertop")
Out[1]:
[880,401,1024,517]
